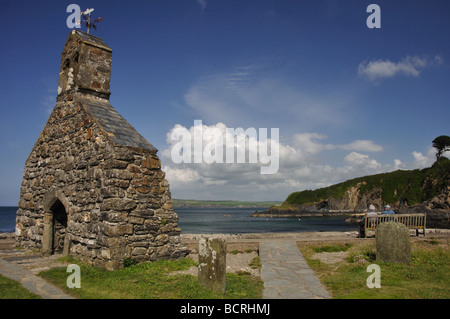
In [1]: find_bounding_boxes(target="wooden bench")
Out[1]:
[362,213,426,238]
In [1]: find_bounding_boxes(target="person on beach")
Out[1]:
[366,204,378,228]
[358,204,378,237]
[381,204,395,214]
[367,204,377,215]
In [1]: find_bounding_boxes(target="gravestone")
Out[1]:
[198,237,227,293]
[376,222,411,263]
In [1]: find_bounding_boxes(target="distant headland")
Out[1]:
[252,158,450,229]
[172,199,282,209]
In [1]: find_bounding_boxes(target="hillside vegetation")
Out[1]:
[282,158,450,210]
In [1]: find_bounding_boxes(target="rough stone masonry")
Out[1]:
[15,30,189,270]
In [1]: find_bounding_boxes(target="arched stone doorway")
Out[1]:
[50,200,67,254]
[42,191,70,257]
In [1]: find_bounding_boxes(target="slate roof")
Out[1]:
[71,30,112,52]
[78,97,157,152]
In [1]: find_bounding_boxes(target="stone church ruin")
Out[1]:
[15,30,189,270]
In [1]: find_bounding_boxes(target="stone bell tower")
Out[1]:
[57,30,112,100]
[15,31,189,270]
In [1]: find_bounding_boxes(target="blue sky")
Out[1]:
[1,0,449,205]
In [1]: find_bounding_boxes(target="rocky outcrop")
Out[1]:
[255,164,450,229]
[425,186,450,210]
[253,183,385,217]
[397,205,450,229]
[395,185,450,228]
[322,184,384,212]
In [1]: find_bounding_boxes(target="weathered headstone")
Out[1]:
[198,237,227,293]
[376,222,411,263]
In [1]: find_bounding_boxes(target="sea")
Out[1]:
[0,207,18,233]
[176,207,357,234]
[0,206,358,234]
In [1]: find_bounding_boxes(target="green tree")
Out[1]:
[432,135,450,161]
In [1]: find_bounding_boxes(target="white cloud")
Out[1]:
[292,133,334,155]
[162,122,445,201]
[339,140,383,152]
[162,123,391,201]
[412,147,436,168]
[344,152,381,170]
[358,55,443,81]
[291,134,383,154]
[163,166,200,183]
[393,159,404,170]
[411,147,450,169]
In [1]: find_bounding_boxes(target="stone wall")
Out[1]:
[16,97,189,270]
[57,30,112,100]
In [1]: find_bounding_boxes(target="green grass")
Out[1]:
[299,239,450,299]
[312,243,353,253]
[249,256,261,270]
[0,274,41,299]
[38,257,263,299]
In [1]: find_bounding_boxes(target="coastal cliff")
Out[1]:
[253,159,450,228]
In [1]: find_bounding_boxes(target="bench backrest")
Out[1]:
[364,213,426,230]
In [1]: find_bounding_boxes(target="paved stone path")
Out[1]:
[0,252,74,299]
[0,235,331,299]
[259,240,331,299]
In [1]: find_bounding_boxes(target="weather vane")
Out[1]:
[79,8,103,34]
